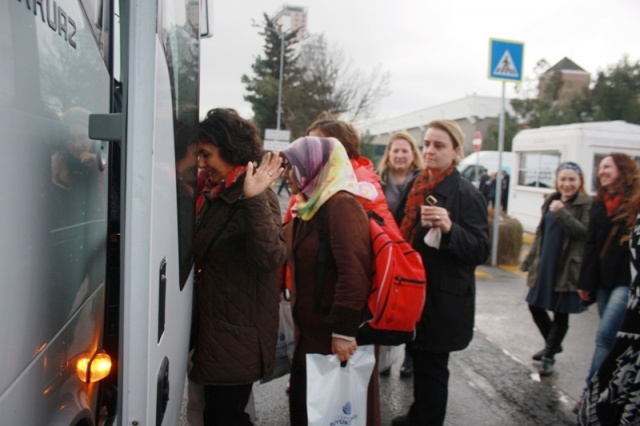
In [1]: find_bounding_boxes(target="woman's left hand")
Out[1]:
[421,205,452,233]
[243,152,283,198]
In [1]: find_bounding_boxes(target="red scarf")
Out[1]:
[400,165,455,243]
[198,165,246,213]
[604,192,623,217]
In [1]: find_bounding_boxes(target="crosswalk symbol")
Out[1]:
[489,38,524,82]
[494,50,519,77]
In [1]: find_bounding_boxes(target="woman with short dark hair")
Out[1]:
[191,108,286,425]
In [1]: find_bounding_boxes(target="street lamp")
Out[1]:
[252,20,299,131]
[276,29,285,130]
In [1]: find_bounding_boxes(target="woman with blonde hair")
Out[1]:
[376,131,424,378]
[392,120,489,426]
[377,131,424,214]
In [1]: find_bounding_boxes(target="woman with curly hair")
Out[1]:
[578,157,640,424]
[191,108,286,425]
[576,153,640,411]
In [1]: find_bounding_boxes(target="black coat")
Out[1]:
[578,201,631,293]
[395,169,489,352]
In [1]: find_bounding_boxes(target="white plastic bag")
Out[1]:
[378,345,402,373]
[262,299,295,383]
[306,345,375,426]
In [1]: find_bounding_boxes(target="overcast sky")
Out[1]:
[200,0,640,122]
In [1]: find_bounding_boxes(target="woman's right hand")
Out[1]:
[577,289,591,302]
[549,200,564,212]
[243,152,283,198]
[331,337,357,363]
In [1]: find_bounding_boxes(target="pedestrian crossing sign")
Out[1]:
[489,38,524,82]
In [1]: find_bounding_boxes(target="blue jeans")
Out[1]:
[585,285,629,385]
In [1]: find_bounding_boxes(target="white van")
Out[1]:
[457,151,516,186]
[509,121,640,233]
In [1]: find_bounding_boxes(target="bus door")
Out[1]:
[114,0,200,424]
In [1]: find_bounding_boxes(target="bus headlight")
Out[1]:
[76,351,112,383]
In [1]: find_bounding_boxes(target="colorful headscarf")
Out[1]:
[281,136,377,220]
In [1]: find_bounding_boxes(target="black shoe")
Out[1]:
[539,356,555,377]
[391,415,415,426]
[379,367,391,376]
[532,348,546,361]
[400,355,413,378]
[532,345,563,361]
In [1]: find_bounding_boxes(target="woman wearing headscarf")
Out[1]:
[520,162,592,377]
[190,108,286,425]
[392,120,489,426]
[280,136,380,426]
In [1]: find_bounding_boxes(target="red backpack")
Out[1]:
[317,210,427,346]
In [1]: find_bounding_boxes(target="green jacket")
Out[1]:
[521,192,592,292]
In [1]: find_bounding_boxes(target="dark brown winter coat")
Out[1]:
[286,192,380,426]
[190,176,286,385]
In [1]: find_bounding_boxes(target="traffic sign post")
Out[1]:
[488,39,524,82]
[488,38,524,266]
[264,128,291,152]
[472,131,482,187]
[472,131,482,152]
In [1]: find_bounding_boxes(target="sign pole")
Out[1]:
[488,37,524,266]
[491,81,506,266]
[472,131,482,185]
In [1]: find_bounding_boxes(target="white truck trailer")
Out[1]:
[508,121,640,233]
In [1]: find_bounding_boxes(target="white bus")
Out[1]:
[1,0,208,424]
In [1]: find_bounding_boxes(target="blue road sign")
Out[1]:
[489,38,524,82]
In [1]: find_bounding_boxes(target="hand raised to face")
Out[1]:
[243,151,284,198]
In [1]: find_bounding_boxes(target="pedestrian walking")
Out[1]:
[575,153,640,411]
[520,162,592,377]
[578,164,640,424]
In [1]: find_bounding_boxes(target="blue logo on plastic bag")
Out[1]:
[330,402,357,425]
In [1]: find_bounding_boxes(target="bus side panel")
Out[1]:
[0,0,110,423]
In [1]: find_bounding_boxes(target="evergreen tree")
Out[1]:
[241,14,301,135]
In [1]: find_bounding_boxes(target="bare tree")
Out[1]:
[297,34,390,123]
